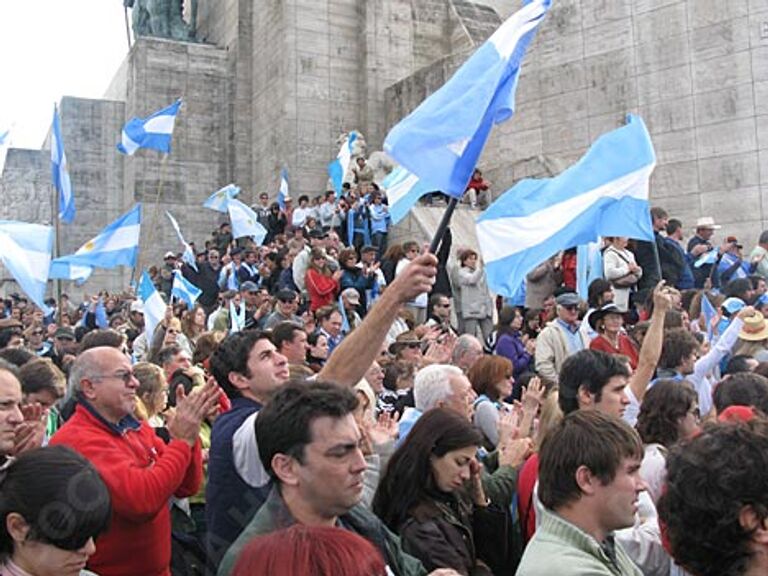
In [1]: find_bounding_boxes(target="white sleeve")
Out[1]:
[232,412,271,488]
[622,385,641,428]
[615,491,671,576]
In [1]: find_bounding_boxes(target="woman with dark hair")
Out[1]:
[338,248,374,316]
[306,331,329,373]
[372,409,499,575]
[494,306,534,378]
[0,445,111,576]
[636,379,700,504]
[305,248,341,312]
[380,244,405,286]
[231,524,387,576]
[266,202,286,243]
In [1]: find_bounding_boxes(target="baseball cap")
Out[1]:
[341,288,361,305]
[54,326,76,340]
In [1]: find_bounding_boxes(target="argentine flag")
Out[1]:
[51,106,76,224]
[49,204,142,282]
[204,183,240,213]
[278,169,290,210]
[171,270,202,309]
[228,199,267,245]
[165,211,197,271]
[384,0,549,198]
[701,294,717,342]
[381,166,436,225]
[137,270,166,341]
[0,221,53,314]
[695,250,719,269]
[117,99,181,155]
[328,132,357,198]
[477,115,656,298]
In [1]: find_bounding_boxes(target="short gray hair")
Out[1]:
[450,334,482,365]
[414,364,463,411]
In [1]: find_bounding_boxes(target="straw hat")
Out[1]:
[738,312,768,341]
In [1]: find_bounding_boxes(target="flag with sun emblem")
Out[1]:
[203,184,240,213]
[49,204,142,282]
[227,199,267,245]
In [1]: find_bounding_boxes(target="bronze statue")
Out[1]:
[124,0,198,42]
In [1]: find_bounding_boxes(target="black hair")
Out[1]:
[723,355,757,376]
[724,278,753,302]
[0,348,34,369]
[0,445,111,558]
[587,278,613,309]
[558,349,631,415]
[636,379,698,448]
[79,329,125,352]
[372,408,483,531]
[210,330,271,399]
[713,372,768,415]
[271,322,304,350]
[256,381,358,479]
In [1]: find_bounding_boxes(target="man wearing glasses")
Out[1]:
[534,292,589,385]
[50,346,221,576]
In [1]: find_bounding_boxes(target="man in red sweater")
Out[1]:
[51,346,220,576]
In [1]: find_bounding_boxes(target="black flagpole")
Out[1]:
[429,196,458,254]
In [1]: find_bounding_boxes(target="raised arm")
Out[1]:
[629,282,672,402]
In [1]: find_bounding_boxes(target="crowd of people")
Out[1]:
[2,185,768,576]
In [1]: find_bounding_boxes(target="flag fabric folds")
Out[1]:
[278,169,290,210]
[137,270,166,341]
[328,132,357,198]
[227,199,267,245]
[0,221,53,313]
[383,0,550,198]
[165,211,197,271]
[49,204,142,282]
[695,250,719,269]
[476,114,656,298]
[51,106,76,224]
[204,184,240,213]
[171,270,202,309]
[117,99,181,156]
[701,294,717,342]
[380,165,435,225]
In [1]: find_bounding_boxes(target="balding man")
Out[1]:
[451,334,484,373]
[0,359,24,469]
[50,346,219,576]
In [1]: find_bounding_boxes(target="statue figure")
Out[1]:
[124,0,198,42]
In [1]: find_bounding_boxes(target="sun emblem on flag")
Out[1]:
[82,240,95,252]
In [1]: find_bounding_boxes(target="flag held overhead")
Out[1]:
[384,0,550,198]
[52,106,76,224]
[477,114,656,298]
[278,169,290,210]
[328,132,357,198]
[227,199,268,245]
[117,99,182,156]
[0,221,54,314]
[204,184,240,213]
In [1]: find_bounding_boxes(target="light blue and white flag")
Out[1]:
[137,270,166,341]
[203,183,240,213]
[477,115,656,298]
[328,132,357,198]
[576,241,604,300]
[117,99,181,155]
[171,270,202,309]
[49,204,142,282]
[0,221,53,314]
[278,168,290,210]
[383,0,549,198]
[51,106,76,224]
[695,250,719,268]
[227,199,267,245]
[701,293,717,342]
[0,130,8,146]
[165,211,197,271]
[381,165,436,225]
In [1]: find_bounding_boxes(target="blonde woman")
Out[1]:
[133,362,169,430]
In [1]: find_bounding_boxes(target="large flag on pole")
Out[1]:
[137,270,166,341]
[203,184,240,213]
[51,106,76,224]
[380,166,435,225]
[165,211,197,271]
[328,133,357,198]
[0,221,53,313]
[384,0,550,198]
[227,199,267,245]
[278,169,290,210]
[49,204,142,282]
[117,99,181,155]
[477,115,656,297]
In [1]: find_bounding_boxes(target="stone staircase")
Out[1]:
[389,202,482,254]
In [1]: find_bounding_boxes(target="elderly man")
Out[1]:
[534,292,589,385]
[50,346,220,576]
[687,216,722,288]
[450,334,484,374]
[217,381,458,576]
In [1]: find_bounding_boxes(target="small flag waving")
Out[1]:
[49,204,142,282]
[203,184,240,213]
[477,115,656,298]
[227,199,267,245]
[117,99,181,155]
[0,221,53,314]
[172,270,202,308]
[384,0,549,198]
[137,270,166,340]
[701,294,717,342]
[51,106,76,224]
[695,250,719,268]
[328,132,357,198]
[278,169,290,210]
[381,166,435,225]
[165,211,197,271]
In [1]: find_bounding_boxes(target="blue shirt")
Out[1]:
[557,318,584,354]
